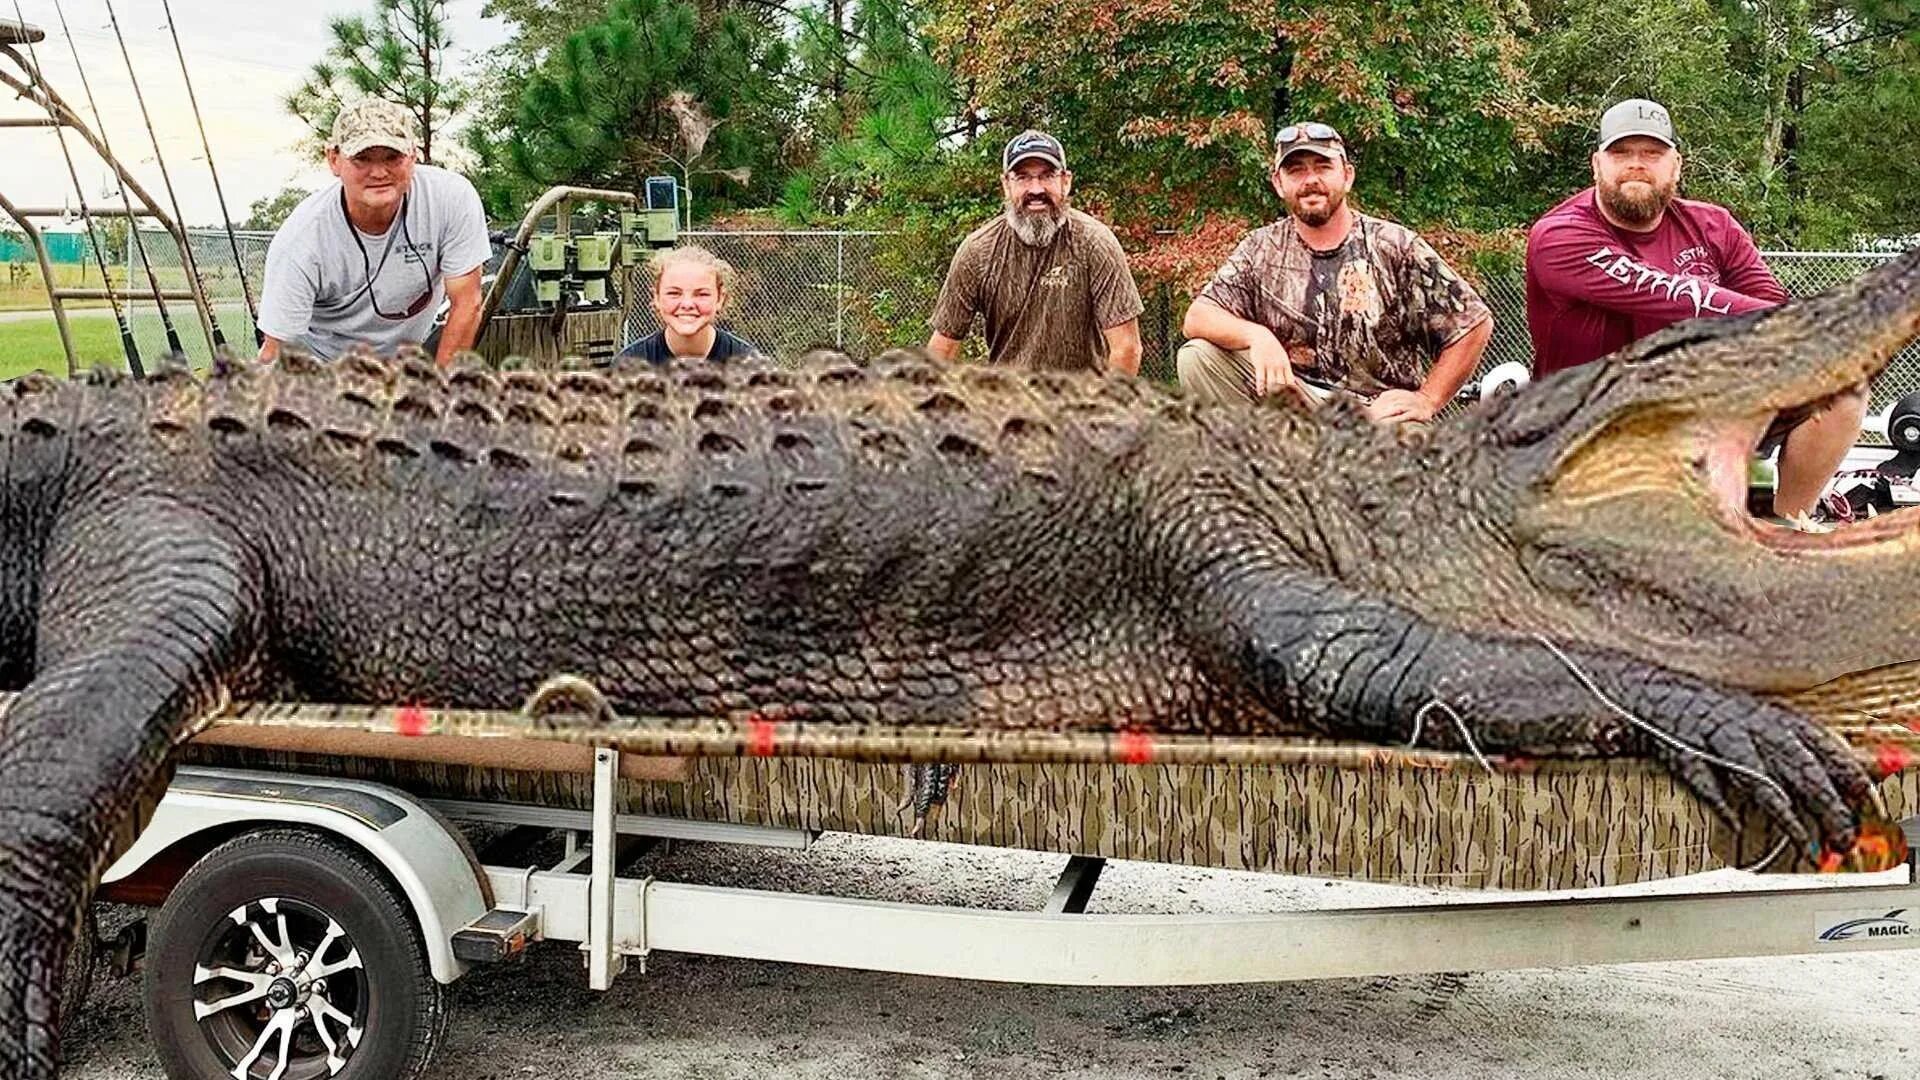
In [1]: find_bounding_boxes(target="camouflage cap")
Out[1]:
[331,98,417,157]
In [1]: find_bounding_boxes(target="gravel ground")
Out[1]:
[63,832,1920,1080]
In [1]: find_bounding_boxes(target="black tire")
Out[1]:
[1892,391,1920,452]
[143,828,450,1080]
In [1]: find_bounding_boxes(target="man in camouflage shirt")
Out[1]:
[1178,122,1492,424]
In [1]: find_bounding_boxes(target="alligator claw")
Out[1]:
[1645,701,1869,854]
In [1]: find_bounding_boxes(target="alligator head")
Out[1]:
[1409,247,1920,719]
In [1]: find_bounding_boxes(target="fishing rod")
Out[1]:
[103,0,225,353]
[10,0,142,374]
[158,0,256,338]
[50,0,185,358]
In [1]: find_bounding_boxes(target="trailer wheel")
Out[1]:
[143,828,449,1080]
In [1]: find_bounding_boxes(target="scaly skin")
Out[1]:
[4,246,1920,1074]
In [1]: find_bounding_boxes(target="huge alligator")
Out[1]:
[4,248,1920,1074]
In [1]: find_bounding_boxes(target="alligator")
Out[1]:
[4,247,1920,1074]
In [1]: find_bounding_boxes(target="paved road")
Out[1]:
[61,832,1920,1080]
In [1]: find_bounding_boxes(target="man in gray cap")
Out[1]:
[258,97,491,365]
[1525,97,1867,528]
[1177,121,1492,424]
[927,129,1143,374]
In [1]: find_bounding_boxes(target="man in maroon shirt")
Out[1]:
[1525,98,1868,527]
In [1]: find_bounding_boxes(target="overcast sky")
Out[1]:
[2,0,511,228]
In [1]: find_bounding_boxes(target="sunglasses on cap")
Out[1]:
[1274,122,1342,148]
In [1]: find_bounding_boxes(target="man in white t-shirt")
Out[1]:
[257,98,491,365]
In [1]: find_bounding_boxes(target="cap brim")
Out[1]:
[1277,145,1344,163]
[1007,149,1065,169]
[1598,129,1676,150]
[337,136,414,157]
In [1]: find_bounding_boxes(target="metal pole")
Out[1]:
[101,0,221,353]
[834,231,845,348]
[7,0,141,375]
[159,0,257,333]
[588,746,626,990]
[0,192,78,375]
[46,0,185,358]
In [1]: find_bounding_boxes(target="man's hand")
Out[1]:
[1248,334,1307,404]
[1366,388,1439,425]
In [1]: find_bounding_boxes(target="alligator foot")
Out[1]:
[900,764,961,837]
[1529,635,1872,851]
[1227,576,1872,852]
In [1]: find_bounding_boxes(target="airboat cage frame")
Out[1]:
[0,15,221,374]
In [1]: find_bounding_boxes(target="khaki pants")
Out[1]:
[1175,338,1339,407]
[1175,339,1432,432]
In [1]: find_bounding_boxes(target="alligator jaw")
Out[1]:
[1504,247,1920,695]
[1546,244,1920,559]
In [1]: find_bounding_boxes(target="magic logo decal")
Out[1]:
[1815,909,1915,942]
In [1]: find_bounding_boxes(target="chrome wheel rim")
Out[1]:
[188,896,368,1080]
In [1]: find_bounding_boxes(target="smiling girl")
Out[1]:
[617,245,763,364]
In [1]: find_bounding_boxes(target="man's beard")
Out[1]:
[1285,187,1344,228]
[1598,174,1675,226]
[1004,193,1066,246]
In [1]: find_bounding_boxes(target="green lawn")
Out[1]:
[0,316,124,379]
[0,314,235,381]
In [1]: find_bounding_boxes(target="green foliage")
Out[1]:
[481,0,795,222]
[240,187,315,233]
[284,0,467,164]
[1522,0,1920,247]
[778,0,968,222]
[456,0,1914,253]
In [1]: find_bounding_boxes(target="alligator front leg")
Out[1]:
[1206,572,1872,852]
[0,510,255,1077]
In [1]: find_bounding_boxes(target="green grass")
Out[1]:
[0,316,123,378]
[0,313,235,381]
[2,262,127,312]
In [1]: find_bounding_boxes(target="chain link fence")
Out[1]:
[104,226,1917,442]
[112,227,268,363]
[655,232,1916,442]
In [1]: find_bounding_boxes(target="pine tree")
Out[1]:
[284,0,466,165]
